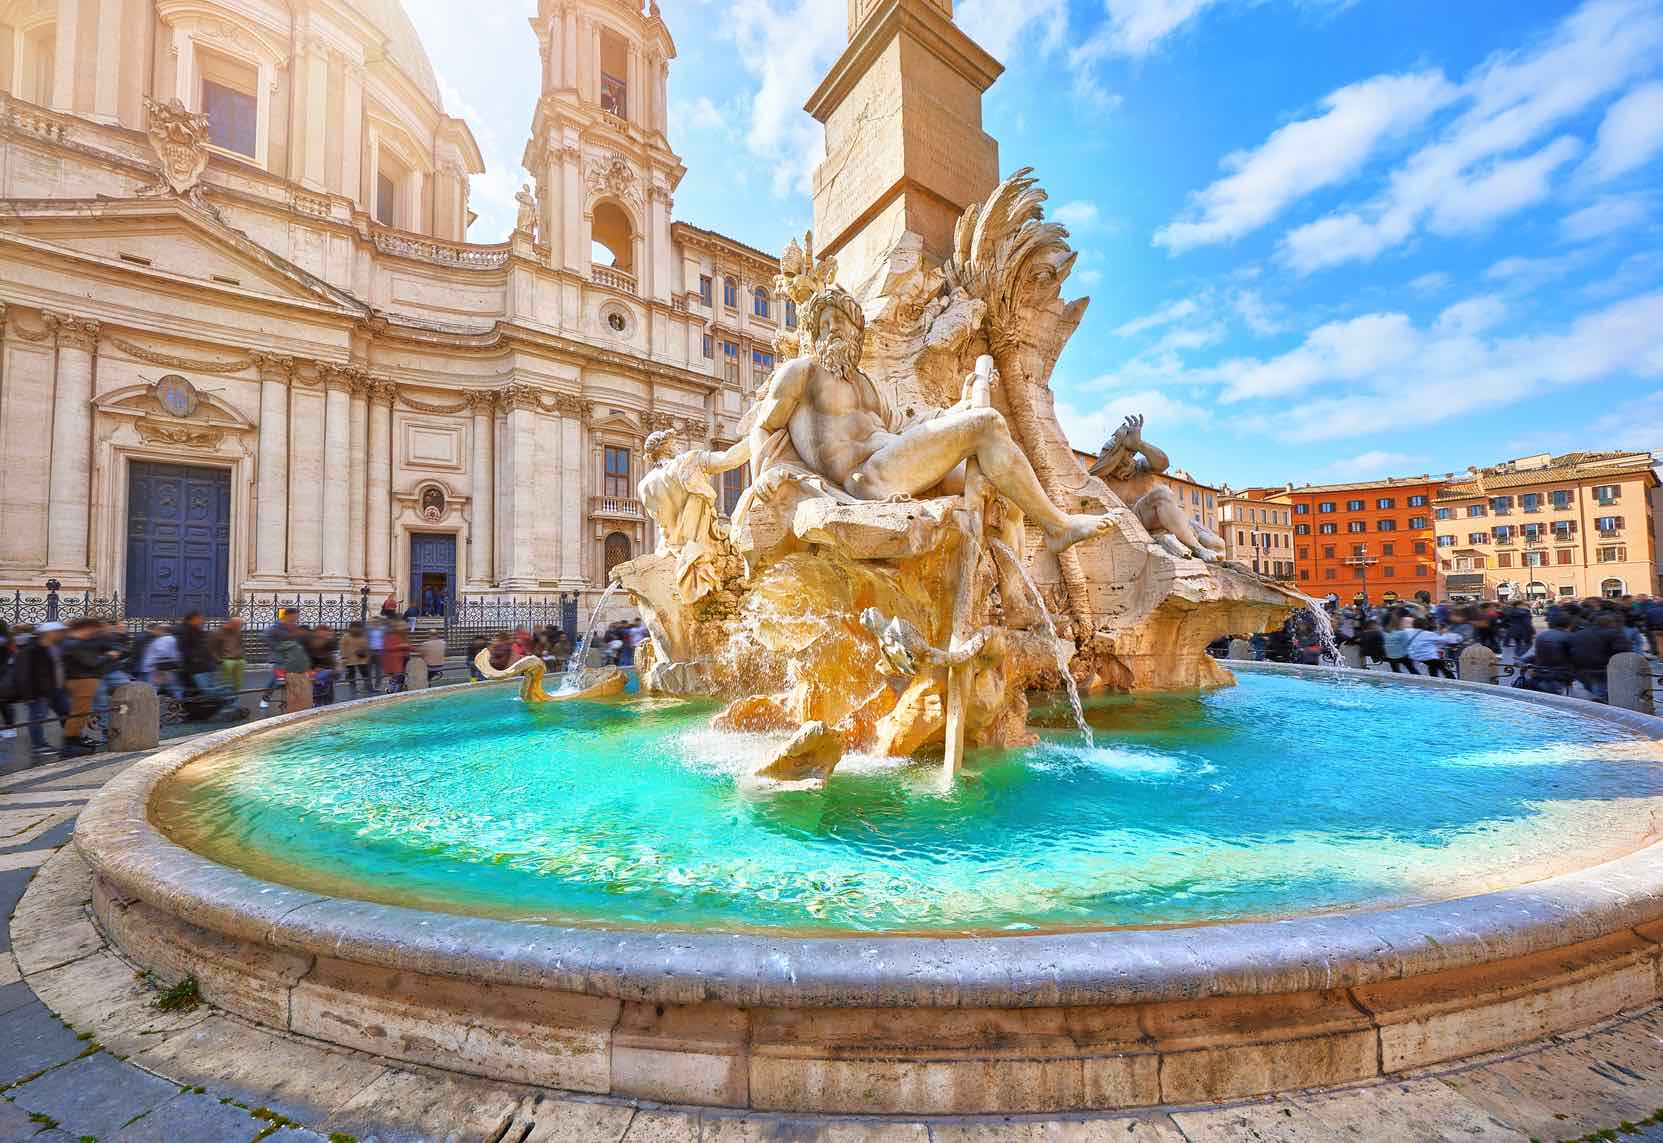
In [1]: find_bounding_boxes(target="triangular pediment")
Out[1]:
[0,198,369,316]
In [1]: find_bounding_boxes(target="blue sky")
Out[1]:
[405,0,1663,489]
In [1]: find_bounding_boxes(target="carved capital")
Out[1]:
[367,379,399,405]
[553,393,590,420]
[319,363,358,393]
[497,383,543,412]
[648,185,673,207]
[45,314,101,351]
[251,352,297,383]
[465,390,499,414]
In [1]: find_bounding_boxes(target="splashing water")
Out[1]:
[992,541,1093,748]
[1297,598,1344,667]
[563,580,625,692]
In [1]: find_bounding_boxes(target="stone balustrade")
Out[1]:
[372,229,511,270]
[590,495,644,520]
[591,264,639,296]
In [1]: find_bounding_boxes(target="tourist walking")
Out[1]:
[381,622,410,692]
[1570,612,1631,703]
[418,630,447,682]
[260,609,303,709]
[1382,614,1417,674]
[1521,615,1576,695]
[211,618,248,694]
[0,623,18,741]
[14,623,68,760]
[1405,619,1458,680]
[307,626,340,706]
[339,622,371,696]
[1357,619,1386,668]
[61,619,118,757]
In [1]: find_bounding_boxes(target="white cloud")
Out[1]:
[1052,200,1103,228]
[1280,0,1663,273]
[1113,297,1201,337]
[1056,389,1212,453]
[1155,70,1455,252]
[673,97,730,134]
[1586,82,1663,183]
[1320,451,1425,479]
[1409,271,1451,294]
[1232,289,1282,335]
[956,0,1069,59]
[1560,192,1655,243]
[1586,388,1663,451]
[1223,290,1663,440]
[725,0,845,196]
[1097,0,1221,57]
[1435,295,1507,337]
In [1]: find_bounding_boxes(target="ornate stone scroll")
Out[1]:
[141,97,212,198]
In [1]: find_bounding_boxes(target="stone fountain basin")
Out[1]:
[75,666,1663,1116]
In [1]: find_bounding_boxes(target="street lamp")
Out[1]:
[1344,546,1381,605]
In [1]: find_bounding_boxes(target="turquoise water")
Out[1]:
[153,673,1663,935]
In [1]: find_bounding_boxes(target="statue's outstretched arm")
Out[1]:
[698,436,752,475]
[1138,440,1171,475]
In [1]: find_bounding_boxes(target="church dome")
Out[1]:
[344,0,442,109]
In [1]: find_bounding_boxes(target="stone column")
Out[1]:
[252,354,293,581]
[497,385,540,589]
[563,6,578,89]
[347,374,368,582]
[93,0,123,123]
[44,314,99,578]
[287,370,326,580]
[302,36,330,191]
[626,43,639,126]
[50,0,81,112]
[320,368,352,585]
[557,396,587,588]
[366,381,395,589]
[590,21,601,103]
[467,392,495,587]
[562,147,585,273]
[342,62,365,210]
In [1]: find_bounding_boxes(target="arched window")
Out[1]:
[604,532,632,576]
[723,276,738,309]
[753,286,770,318]
[784,300,798,329]
[591,202,634,273]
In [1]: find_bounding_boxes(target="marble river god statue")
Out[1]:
[612,169,1304,781]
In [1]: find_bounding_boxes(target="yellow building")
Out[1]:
[1217,488,1295,580]
[1433,451,1661,603]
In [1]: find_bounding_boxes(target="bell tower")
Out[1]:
[522,1,684,304]
[809,0,1002,295]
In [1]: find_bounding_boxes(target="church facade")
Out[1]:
[0,0,785,617]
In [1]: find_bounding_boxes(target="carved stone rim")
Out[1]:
[75,667,1663,1010]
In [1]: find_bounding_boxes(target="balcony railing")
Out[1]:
[591,495,644,520]
[592,264,639,296]
[372,228,510,270]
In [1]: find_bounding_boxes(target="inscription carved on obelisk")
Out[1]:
[810,0,1002,296]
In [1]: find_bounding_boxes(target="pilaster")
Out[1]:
[319,367,354,586]
[250,353,294,583]
[496,384,542,590]
[468,390,495,588]
[365,380,396,591]
[347,373,369,582]
[43,314,99,581]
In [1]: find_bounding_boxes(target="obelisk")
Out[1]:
[805,0,1004,297]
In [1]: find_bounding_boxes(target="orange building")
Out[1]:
[1270,477,1445,604]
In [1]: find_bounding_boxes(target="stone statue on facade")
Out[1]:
[514,184,540,242]
[141,96,212,200]
[1094,415,1227,562]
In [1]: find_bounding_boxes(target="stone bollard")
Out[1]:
[1227,638,1252,661]
[1459,644,1500,685]
[284,672,313,713]
[107,682,159,752]
[406,658,430,690]
[1340,644,1363,670]
[1609,653,1655,714]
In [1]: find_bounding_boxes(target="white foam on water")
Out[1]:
[1037,741,1188,778]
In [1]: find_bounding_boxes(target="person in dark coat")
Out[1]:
[0,622,17,740]
[60,619,118,757]
[1521,614,1576,695]
[1569,612,1632,702]
[15,623,68,759]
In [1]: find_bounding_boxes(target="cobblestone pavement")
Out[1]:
[11,752,1663,1141]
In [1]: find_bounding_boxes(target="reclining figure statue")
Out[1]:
[1094,414,1227,562]
[680,285,1124,555]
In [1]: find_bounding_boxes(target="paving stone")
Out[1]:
[28,949,210,1057]
[0,980,32,1017]
[320,1066,524,1143]
[10,910,101,977]
[1469,1044,1663,1137]
[107,1090,265,1143]
[1168,1102,1347,1141]
[515,1095,636,1143]
[0,809,54,840]
[132,1016,389,1127]
[0,998,87,1086]
[0,1097,48,1143]
[703,1115,934,1141]
[1437,1064,1606,1140]
[0,816,75,854]
[0,957,18,988]
[8,1051,178,1138]
[929,1117,1187,1141]
[0,867,35,943]
[0,851,53,875]
[1295,1079,1527,1140]
[621,1109,700,1142]
[261,1129,331,1142]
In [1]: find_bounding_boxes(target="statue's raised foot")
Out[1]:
[1045,510,1126,555]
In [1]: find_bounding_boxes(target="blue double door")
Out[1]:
[409,533,456,617]
[125,462,232,618]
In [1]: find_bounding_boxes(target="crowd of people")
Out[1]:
[1217,594,1663,703]
[463,617,648,679]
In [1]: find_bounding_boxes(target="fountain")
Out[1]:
[61,11,1663,1117]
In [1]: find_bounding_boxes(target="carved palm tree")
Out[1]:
[945,168,1094,636]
